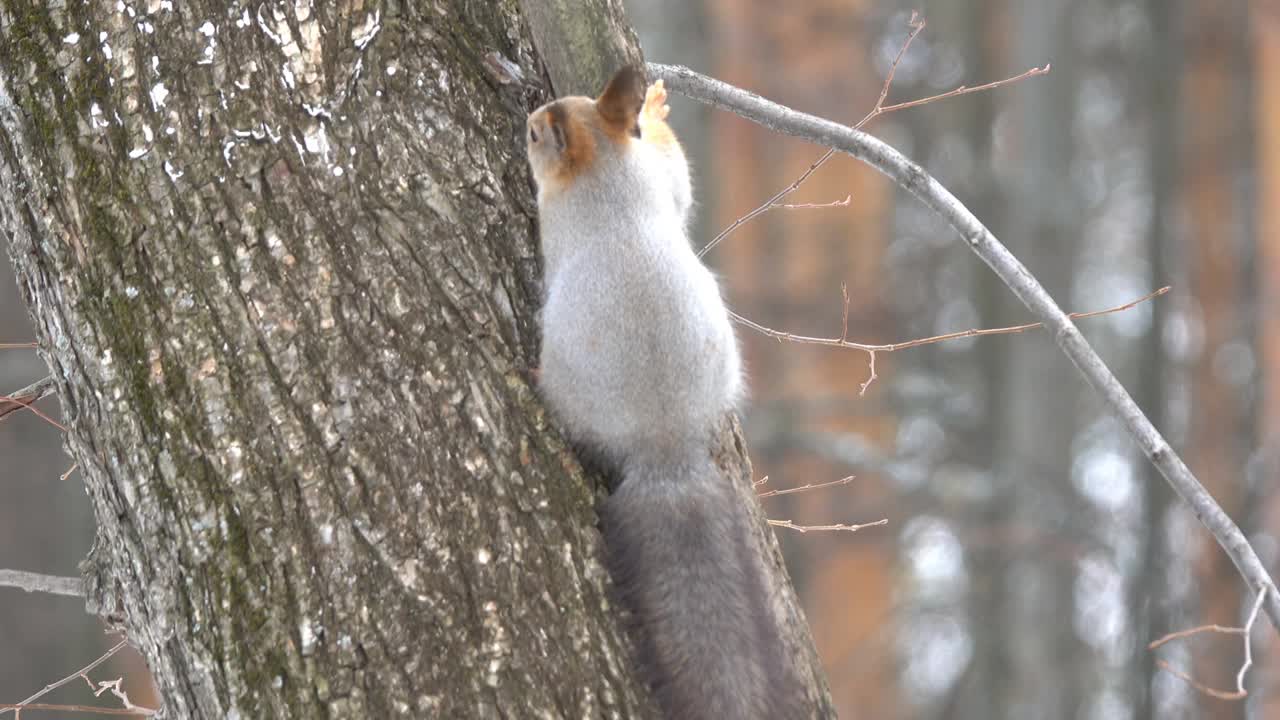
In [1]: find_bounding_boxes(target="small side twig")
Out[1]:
[733,286,1170,394]
[697,14,926,258]
[0,638,156,718]
[0,375,56,423]
[769,517,888,534]
[757,475,855,499]
[698,13,1048,258]
[874,63,1050,117]
[770,195,852,211]
[0,569,83,598]
[0,705,145,716]
[1148,588,1266,701]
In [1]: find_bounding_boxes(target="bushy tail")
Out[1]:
[601,449,801,719]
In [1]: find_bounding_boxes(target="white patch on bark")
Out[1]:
[351,10,381,49]
[149,82,168,109]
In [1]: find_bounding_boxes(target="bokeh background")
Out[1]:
[3,1,1278,718]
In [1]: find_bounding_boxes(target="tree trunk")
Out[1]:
[0,1,832,717]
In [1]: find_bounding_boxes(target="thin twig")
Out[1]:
[0,639,157,719]
[0,704,148,716]
[1152,661,1244,702]
[698,146,840,257]
[1,398,66,432]
[1148,589,1266,700]
[770,195,852,210]
[732,287,1170,394]
[769,518,888,534]
[875,63,1051,116]
[697,14,1048,258]
[0,376,65,432]
[697,14,926,258]
[0,569,83,598]
[0,342,37,349]
[0,375,55,422]
[649,62,1280,630]
[736,285,1169,354]
[757,475,855,499]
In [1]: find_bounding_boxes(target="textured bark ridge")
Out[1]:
[0,1,832,717]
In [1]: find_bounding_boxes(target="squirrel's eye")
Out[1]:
[529,127,539,143]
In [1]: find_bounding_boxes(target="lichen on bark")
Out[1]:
[0,1,834,717]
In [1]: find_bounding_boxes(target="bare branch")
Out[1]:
[697,14,924,258]
[0,375,64,432]
[697,14,1047,258]
[875,63,1051,116]
[732,287,1167,394]
[757,475,855,499]
[0,569,83,598]
[0,376,56,422]
[0,639,157,719]
[736,285,1169,355]
[649,62,1280,631]
[853,11,928,130]
[769,518,888,534]
[0,704,149,716]
[698,146,840,258]
[0,342,37,349]
[770,195,852,211]
[1148,589,1266,700]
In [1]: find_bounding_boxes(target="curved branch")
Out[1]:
[649,62,1280,631]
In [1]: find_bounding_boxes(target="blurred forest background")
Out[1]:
[3,1,1278,718]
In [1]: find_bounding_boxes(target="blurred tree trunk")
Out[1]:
[1134,1,1183,718]
[902,2,1013,718]
[1182,3,1256,718]
[0,1,832,717]
[994,2,1086,718]
[1253,3,1280,710]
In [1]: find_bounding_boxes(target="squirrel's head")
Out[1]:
[526,66,646,197]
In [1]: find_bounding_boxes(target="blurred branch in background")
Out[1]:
[731,286,1170,395]
[1148,588,1267,701]
[649,61,1280,637]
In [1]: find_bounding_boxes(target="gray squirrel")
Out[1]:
[526,66,803,719]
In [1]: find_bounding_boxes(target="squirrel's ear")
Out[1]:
[597,66,645,137]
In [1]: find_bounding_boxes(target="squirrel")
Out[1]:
[527,66,803,720]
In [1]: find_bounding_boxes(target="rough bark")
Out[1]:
[0,1,831,717]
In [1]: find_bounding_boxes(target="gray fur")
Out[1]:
[532,104,800,718]
[537,140,740,458]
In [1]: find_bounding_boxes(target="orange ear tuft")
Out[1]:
[596,66,646,137]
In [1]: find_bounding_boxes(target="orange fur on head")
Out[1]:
[527,98,598,193]
[526,67,648,196]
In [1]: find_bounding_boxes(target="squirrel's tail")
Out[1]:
[601,449,801,719]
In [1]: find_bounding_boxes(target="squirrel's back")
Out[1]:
[530,70,740,457]
[528,67,803,719]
